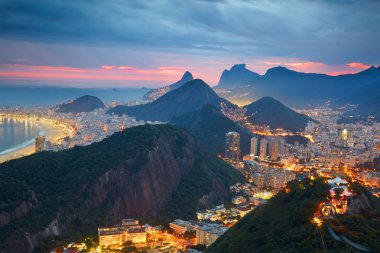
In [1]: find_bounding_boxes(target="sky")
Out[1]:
[0,0,379,88]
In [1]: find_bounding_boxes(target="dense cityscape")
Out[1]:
[1,100,378,252]
[1,1,379,253]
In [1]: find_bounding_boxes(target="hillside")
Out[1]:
[0,124,244,253]
[171,104,253,156]
[206,179,380,253]
[216,64,380,107]
[56,95,105,113]
[338,82,380,122]
[108,79,234,121]
[244,97,313,132]
[143,71,194,101]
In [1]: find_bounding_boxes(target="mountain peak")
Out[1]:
[230,64,247,71]
[265,66,295,76]
[57,95,105,113]
[181,71,193,80]
[181,78,209,90]
[244,96,312,132]
[218,64,260,87]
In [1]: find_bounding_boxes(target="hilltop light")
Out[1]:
[311,216,323,228]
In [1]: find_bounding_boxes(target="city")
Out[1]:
[0,1,379,253]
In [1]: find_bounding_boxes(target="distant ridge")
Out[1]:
[243,97,313,132]
[56,95,105,113]
[216,64,380,107]
[108,79,234,121]
[143,71,194,101]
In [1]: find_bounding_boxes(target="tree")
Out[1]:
[121,241,138,253]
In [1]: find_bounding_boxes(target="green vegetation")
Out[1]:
[206,178,331,253]
[0,124,244,252]
[0,125,184,244]
[207,179,380,253]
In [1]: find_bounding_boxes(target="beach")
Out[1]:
[0,119,68,164]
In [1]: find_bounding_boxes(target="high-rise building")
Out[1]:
[279,138,286,156]
[259,138,268,160]
[250,137,259,156]
[268,139,280,160]
[35,135,45,153]
[225,132,240,165]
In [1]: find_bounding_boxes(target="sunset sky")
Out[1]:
[0,0,379,87]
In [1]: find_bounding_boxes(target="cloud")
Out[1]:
[101,65,115,70]
[0,0,379,64]
[0,0,379,86]
[346,62,371,69]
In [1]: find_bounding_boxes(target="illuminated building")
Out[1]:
[268,139,280,160]
[169,219,197,234]
[35,135,46,152]
[253,172,266,188]
[225,132,240,165]
[196,223,227,247]
[250,137,259,156]
[98,219,146,247]
[259,138,268,160]
[232,196,246,205]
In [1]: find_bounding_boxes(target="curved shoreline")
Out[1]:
[0,118,68,164]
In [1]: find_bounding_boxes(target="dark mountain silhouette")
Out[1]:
[143,71,194,101]
[171,104,252,156]
[0,124,244,253]
[338,82,380,122]
[216,64,380,107]
[108,79,234,121]
[218,64,260,88]
[244,97,313,132]
[56,95,105,113]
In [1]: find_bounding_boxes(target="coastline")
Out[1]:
[0,119,68,164]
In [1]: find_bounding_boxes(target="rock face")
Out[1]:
[0,191,38,227]
[56,95,105,113]
[108,79,234,121]
[0,124,243,253]
[144,71,194,101]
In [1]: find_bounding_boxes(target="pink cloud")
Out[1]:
[101,65,115,70]
[346,62,370,69]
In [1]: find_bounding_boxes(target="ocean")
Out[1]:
[0,85,148,107]
[0,117,43,156]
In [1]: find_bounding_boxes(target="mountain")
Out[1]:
[244,97,313,132]
[0,124,244,253]
[171,104,253,156]
[56,95,105,113]
[218,64,260,88]
[143,71,194,101]
[338,82,380,122]
[206,179,380,253]
[108,79,234,122]
[215,64,380,107]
